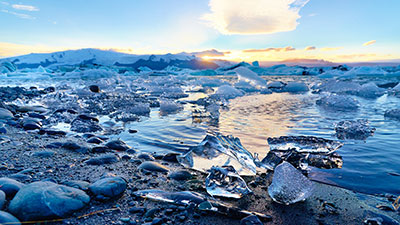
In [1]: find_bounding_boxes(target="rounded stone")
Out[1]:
[138,162,169,173]
[8,181,90,221]
[0,190,5,209]
[89,177,127,200]
[0,178,25,199]
[0,211,21,225]
[168,170,192,181]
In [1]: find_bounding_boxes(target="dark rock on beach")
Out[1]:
[89,177,127,200]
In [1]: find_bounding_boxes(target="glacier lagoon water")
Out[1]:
[1,74,400,196]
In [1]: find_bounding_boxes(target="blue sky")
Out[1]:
[1,0,399,62]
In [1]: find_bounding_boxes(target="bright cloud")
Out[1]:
[305,46,316,50]
[203,0,309,34]
[363,40,376,46]
[0,42,66,57]
[12,4,39,11]
[320,47,343,51]
[243,46,296,53]
[1,9,35,19]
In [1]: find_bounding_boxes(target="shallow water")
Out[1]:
[2,74,400,196]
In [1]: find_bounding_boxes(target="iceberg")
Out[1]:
[316,94,359,111]
[355,82,385,98]
[283,82,309,93]
[268,162,314,205]
[205,166,251,198]
[335,119,376,140]
[267,136,343,154]
[177,133,257,176]
[212,85,244,100]
[234,67,267,88]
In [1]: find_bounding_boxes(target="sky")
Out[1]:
[1,0,400,62]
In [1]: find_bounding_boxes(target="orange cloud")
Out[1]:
[320,47,343,51]
[305,46,316,51]
[363,40,376,46]
[243,46,296,53]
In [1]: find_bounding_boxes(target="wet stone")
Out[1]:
[0,211,21,225]
[0,190,5,209]
[9,181,90,221]
[87,137,103,144]
[61,180,91,191]
[0,108,13,120]
[22,117,42,130]
[106,139,131,151]
[137,153,155,161]
[89,85,100,93]
[33,151,55,158]
[240,215,263,225]
[0,177,25,199]
[86,154,119,165]
[138,161,169,173]
[89,177,127,200]
[168,170,192,181]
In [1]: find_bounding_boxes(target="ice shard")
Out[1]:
[177,133,257,176]
[205,166,251,198]
[268,162,314,205]
[267,136,343,154]
[335,119,376,140]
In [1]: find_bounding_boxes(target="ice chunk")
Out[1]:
[196,78,229,88]
[177,133,257,176]
[234,67,267,88]
[268,162,314,205]
[159,100,183,115]
[335,119,376,140]
[267,136,343,154]
[384,109,400,120]
[267,81,286,89]
[355,82,385,98]
[234,80,260,93]
[1,62,17,73]
[205,166,251,198]
[283,82,309,93]
[316,94,359,111]
[212,85,244,100]
[314,80,361,94]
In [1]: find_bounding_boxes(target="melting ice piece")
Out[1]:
[316,94,359,111]
[267,136,343,154]
[212,85,244,100]
[355,82,385,99]
[335,119,376,140]
[205,166,251,198]
[134,189,272,221]
[234,67,267,89]
[384,109,400,120]
[133,189,205,205]
[268,162,314,205]
[177,133,257,176]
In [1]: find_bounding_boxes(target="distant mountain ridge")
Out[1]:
[0,48,222,70]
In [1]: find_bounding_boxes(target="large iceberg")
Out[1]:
[234,67,267,88]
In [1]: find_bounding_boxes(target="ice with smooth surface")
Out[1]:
[177,133,257,176]
[316,94,359,111]
[283,82,309,93]
[205,166,251,198]
[267,136,343,154]
[133,189,205,206]
[335,119,376,140]
[355,82,386,98]
[234,67,267,88]
[268,162,314,205]
[159,100,183,115]
[212,85,244,100]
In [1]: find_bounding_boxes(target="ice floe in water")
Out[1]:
[316,94,359,111]
[212,85,244,100]
[335,119,376,140]
[205,166,251,199]
[159,100,183,115]
[355,82,386,98]
[268,162,314,205]
[234,67,267,89]
[267,136,343,154]
[283,82,309,93]
[384,109,400,120]
[177,133,257,176]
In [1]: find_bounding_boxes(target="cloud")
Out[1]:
[320,47,343,51]
[1,1,10,6]
[305,46,316,51]
[363,40,376,46]
[1,9,35,19]
[11,4,39,11]
[243,46,296,53]
[0,42,66,57]
[203,0,310,34]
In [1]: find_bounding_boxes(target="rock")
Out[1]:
[87,137,103,144]
[39,128,66,136]
[240,215,263,225]
[91,146,111,153]
[168,170,192,181]
[0,126,6,134]
[9,181,90,221]
[268,162,314,205]
[70,116,102,133]
[0,177,25,199]
[138,162,169,173]
[0,190,5,209]
[137,153,155,161]
[0,108,13,120]
[105,139,131,151]
[0,211,21,225]
[32,151,55,158]
[62,142,88,153]
[86,154,119,165]
[28,112,46,120]
[89,85,100,93]
[21,117,42,130]
[61,180,91,191]
[89,177,127,200]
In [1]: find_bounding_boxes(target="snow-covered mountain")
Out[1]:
[0,48,221,70]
